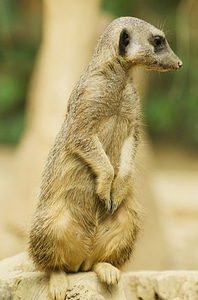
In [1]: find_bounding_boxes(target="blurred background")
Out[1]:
[0,0,197,271]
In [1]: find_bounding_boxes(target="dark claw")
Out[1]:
[107,284,113,293]
[104,198,112,213]
[104,198,118,214]
[110,200,118,214]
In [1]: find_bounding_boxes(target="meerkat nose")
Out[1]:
[178,60,182,68]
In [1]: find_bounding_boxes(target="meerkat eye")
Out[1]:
[149,35,166,52]
[154,36,165,46]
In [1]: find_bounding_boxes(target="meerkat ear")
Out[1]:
[119,28,130,56]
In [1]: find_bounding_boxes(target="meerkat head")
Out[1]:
[117,17,182,71]
[93,17,182,72]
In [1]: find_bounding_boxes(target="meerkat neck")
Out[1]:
[88,56,133,81]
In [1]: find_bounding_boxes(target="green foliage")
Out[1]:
[102,0,133,17]
[144,91,198,150]
[101,0,180,19]
[0,111,25,145]
[0,75,25,115]
[0,0,41,145]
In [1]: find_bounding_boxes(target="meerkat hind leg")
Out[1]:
[49,271,68,300]
[93,262,121,286]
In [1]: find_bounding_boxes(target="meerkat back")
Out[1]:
[28,16,182,300]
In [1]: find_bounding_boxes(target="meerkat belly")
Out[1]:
[32,116,134,272]
[80,200,137,271]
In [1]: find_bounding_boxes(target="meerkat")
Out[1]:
[28,17,182,300]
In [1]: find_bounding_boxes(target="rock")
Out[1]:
[124,270,198,300]
[0,252,198,300]
[0,253,126,299]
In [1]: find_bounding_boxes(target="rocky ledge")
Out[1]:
[0,252,197,300]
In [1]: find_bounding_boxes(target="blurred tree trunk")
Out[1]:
[0,0,101,259]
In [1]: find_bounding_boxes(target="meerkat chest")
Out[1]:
[97,84,139,167]
[97,114,134,169]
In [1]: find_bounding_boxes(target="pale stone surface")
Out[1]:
[124,271,198,300]
[0,253,126,300]
[0,253,198,300]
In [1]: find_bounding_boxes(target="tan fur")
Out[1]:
[28,17,182,300]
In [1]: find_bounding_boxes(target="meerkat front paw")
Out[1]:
[49,271,68,300]
[110,176,129,213]
[93,262,121,286]
[96,169,114,211]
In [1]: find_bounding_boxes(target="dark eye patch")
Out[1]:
[149,35,166,52]
[119,28,130,56]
